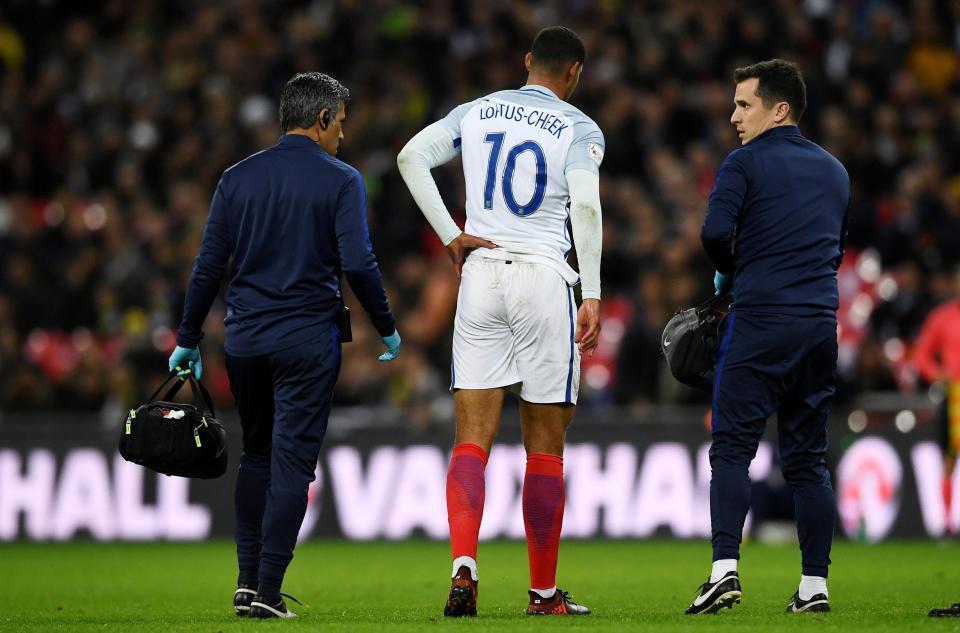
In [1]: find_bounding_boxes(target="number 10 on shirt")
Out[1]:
[483,132,547,217]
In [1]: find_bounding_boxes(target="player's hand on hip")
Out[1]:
[378,329,401,361]
[168,345,203,379]
[575,298,601,356]
[445,233,497,280]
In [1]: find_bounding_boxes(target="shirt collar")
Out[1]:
[520,84,560,99]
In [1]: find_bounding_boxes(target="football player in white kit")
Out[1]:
[398,26,603,617]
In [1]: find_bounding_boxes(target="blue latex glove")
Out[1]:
[714,271,732,296]
[168,345,203,379]
[378,330,401,362]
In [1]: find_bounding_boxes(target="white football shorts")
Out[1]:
[451,253,580,404]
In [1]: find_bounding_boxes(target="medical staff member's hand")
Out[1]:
[168,345,203,379]
[714,271,732,295]
[379,330,402,361]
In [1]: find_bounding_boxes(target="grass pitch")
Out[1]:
[1,539,958,632]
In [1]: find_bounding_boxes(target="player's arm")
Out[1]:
[568,169,602,302]
[396,123,463,245]
[567,168,603,355]
[397,122,495,278]
[565,124,606,356]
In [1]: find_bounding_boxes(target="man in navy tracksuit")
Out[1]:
[169,72,401,619]
[685,60,849,615]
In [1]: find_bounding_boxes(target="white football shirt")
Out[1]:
[438,86,604,263]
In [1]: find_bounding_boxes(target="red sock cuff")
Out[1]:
[453,442,488,465]
[526,453,563,475]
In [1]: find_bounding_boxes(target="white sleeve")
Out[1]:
[566,168,602,300]
[396,122,463,246]
[565,123,605,175]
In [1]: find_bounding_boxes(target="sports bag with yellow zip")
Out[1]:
[119,370,228,479]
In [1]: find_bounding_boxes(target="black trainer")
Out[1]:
[233,584,256,616]
[929,603,960,617]
[249,593,302,619]
[786,591,830,613]
[684,571,742,615]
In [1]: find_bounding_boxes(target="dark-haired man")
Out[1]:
[169,72,400,619]
[397,26,602,617]
[685,59,849,615]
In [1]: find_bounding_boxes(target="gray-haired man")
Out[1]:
[170,72,400,618]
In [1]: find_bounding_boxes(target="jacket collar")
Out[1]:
[753,125,802,142]
[278,134,318,147]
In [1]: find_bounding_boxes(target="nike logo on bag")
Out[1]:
[663,339,672,347]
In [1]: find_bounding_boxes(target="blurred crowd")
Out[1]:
[1,0,959,426]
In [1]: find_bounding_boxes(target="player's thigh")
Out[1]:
[519,399,575,456]
[505,264,579,404]
[452,257,519,389]
[453,388,506,454]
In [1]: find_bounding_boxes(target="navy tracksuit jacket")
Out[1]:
[177,134,395,355]
[176,133,395,597]
[701,125,849,577]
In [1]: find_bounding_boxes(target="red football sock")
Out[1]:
[523,453,565,590]
[446,442,488,561]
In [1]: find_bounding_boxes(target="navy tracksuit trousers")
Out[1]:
[710,310,837,577]
[225,323,341,598]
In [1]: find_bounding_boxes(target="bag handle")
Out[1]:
[149,371,217,417]
[187,374,217,417]
[146,371,180,404]
[696,292,732,318]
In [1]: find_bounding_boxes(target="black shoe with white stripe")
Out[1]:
[233,585,256,616]
[786,591,830,613]
[249,593,301,619]
[684,571,742,615]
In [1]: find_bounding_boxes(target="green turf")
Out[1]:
[1,539,959,631]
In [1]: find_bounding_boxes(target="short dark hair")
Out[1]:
[530,26,585,73]
[278,72,350,132]
[734,59,807,123]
